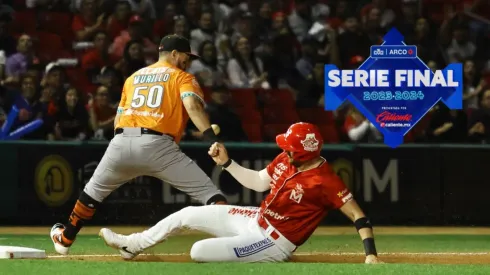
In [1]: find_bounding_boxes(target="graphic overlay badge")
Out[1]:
[324,28,463,148]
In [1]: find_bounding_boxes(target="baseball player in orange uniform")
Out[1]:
[99,122,382,264]
[50,35,227,255]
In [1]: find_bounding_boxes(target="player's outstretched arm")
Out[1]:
[339,200,383,264]
[182,96,218,142]
[208,142,271,192]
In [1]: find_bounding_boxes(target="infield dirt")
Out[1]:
[2,226,490,264]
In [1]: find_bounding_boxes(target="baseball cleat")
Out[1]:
[50,223,70,255]
[99,228,139,260]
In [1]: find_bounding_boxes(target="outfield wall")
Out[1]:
[0,141,488,226]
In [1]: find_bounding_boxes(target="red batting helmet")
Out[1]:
[276,122,323,162]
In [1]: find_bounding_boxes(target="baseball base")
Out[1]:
[0,246,46,259]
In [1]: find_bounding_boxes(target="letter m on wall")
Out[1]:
[363,159,399,202]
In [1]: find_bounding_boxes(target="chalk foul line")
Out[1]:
[47,252,490,259]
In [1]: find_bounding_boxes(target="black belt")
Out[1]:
[115,128,164,136]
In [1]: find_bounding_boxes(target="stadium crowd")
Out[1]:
[0,0,489,144]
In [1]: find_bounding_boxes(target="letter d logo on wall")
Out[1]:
[34,155,74,207]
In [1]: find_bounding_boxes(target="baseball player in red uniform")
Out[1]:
[99,122,382,264]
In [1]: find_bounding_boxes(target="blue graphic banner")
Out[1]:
[324,28,463,148]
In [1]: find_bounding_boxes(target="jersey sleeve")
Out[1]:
[266,152,287,178]
[117,79,129,113]
[324,174,353,209]
[179,73,205,104]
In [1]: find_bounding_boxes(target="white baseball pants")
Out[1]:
[127,205,297,262]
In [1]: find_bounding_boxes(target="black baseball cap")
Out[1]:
[159,34,200,59]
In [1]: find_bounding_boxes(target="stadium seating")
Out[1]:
[242,123,263,142]
[297,107,335,124]
[263,124,290,141]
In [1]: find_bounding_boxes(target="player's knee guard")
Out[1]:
[206,194,228,205]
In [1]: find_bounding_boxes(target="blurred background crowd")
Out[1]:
[0,0,489,144]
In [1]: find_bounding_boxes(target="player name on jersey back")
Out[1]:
[133,67,177,85]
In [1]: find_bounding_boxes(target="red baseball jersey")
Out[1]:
[259,152,353,246]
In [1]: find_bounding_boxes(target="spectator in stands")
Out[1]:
[287,0,313,43]
[0,98,5,125]
[296,38,317,80]
[262,11,299,85]
[344,106,382,143]
[445,24,476,64]
[82,31,118,81]
[405,18,439,62]
[462,59,485,110]
[114,39,146,79]
[24,64,44,86]
[230,11,255,47]
[173,15,190,39]
[188,40,228,88]
[327,0,348,31]
[106,1,132,39]
[127,0,156,20]
[3,74,45,139]
[152,2,177,41]
[362,7,385,45]
[184,0,202,30]
[190,9,229,60]
[0,49,6,82]
[98,66,123,107]
[468,89,490,143]
[226,36,269,89]
[360,0,395,29]
[0,13,16,57]
[72,0,107,42]
[41,64,68,101]
[27,0,69,11]
[5,34,37,84]
[111,15,157,61]
[186,85,246,141]
[296,58,325,108]
[48,87,89,141]
[254,1,272,41]
[337,13,371,69]
[396,0,419,35]
[427,104,468,143]
[88,85,115,140]
[39,78,60,116]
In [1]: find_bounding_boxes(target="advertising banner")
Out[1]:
[324,28,463,148]
[5,142,488,226]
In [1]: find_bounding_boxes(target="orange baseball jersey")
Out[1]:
[259,152,353,246]
[115,61,204,143]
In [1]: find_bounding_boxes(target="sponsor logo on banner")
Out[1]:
[233,238,275,258]
[376,111,412,128]
[34,155,73,207]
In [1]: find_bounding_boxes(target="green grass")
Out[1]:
[0,234,489,274]
[2,261,490,275]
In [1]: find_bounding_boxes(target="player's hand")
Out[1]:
[208,142,229,165]
[365,254,383,264]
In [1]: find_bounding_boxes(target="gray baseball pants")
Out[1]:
[83,127,224,204]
